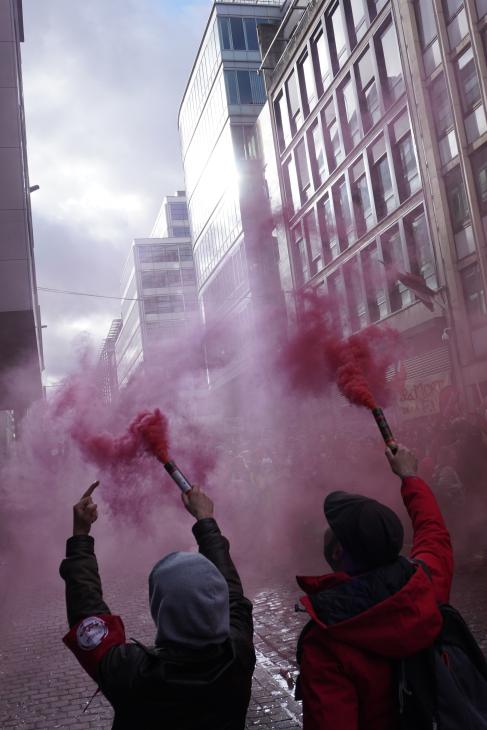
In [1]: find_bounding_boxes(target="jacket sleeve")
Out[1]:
[59,535,126,682]
[193,518,254,655]
[402,476,453,604]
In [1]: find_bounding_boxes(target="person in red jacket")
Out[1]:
[296,444,453,730]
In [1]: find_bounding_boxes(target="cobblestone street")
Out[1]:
[0,567,486,729]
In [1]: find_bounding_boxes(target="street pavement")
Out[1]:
[0,567,486,729]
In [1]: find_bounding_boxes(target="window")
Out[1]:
[376,22,404,104]
[274,91,292,151]
[362,243,387,322]
[311,29,331,97]
[304,208,323,273]
[219,17,232,50]
[443,0,463,20]
[327,3,348,73]
[349,0,368,44]
[445,166,470,232]
[429,73,458,165]
[355,48,380,132]
[462,264,487,325]
[179,245,193,261]
[244,19,259,51]
[350,156,373,235]
[415,0,437,48]
[415,0,441,74]
[445,166,475,258]
[286,71,302,134]
[456,48,481,113]
[381,225,411,312]
[339,76,360,152]
[230,18,246,50]
[292,224,309,285]
[323,98,343,171]
[477,0,487,19]
[328,270,349,336]
[298,52,317,117]
[404,206,438,290]
[284,156,301,213]
[370,136,395,220]
[308,121,327,187]
[232,125,260,160]
[472,144,487,217]
[456,47,486,143]
[390,111,420,201]
[224,70,266,105]
[295,139,311,204]
[334,177,355,248]
[317,194,340,261]
[344,257,367,331]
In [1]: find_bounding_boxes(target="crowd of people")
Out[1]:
[58,409,487,729]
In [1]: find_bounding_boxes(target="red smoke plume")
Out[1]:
[73,408,170,468]
[282,291,400,410]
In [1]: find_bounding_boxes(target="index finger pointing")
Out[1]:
[81,481,100,499]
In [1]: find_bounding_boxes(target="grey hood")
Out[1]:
[149,552,230,648]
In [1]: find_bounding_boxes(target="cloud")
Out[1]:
[21,0,210,381]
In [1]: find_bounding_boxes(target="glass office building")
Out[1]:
[259,0,487,413]
[178,1,285,391]
[115,194,198,387]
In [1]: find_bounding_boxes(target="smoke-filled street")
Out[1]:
[2,0,487,728]
[1,570,487,729]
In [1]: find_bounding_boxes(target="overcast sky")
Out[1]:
[21,0,210,386]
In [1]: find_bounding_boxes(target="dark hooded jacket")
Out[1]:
[296,476,453,730]
[60,518,255,730]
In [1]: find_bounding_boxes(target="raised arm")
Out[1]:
[182,486,254,650]
[59,482,126,681]
[386,446,453,604]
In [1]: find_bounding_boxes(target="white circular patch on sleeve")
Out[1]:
[76,617,108,651]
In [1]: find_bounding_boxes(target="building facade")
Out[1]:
[97,318,122,404]
[178,0,286,393]
[0,0,43,423]
[150,190,192,239]
[115,194,198,387]
[258,0,487,418]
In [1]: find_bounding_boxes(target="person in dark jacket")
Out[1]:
[60,481,255,730]
[296,444,453,730]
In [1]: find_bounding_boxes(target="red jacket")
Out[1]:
[297,476,453,730]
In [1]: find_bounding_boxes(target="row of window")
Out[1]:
[274,8,403,155]
[169,202,189,221]
[415,0,487,75]
[305,205,437,336]
[218,16,261,52]
[285,106,420,277]
[141,269,196,290]
[144,293,198,316]
[193,187,242,286]
[171,226,191,238]
[137,245,193,265]
[183,70,228,196]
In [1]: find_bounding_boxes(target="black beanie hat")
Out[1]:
[324,491,404,569]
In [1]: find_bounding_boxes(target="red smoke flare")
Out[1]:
[282,291,400,410]
[73,408,170,468]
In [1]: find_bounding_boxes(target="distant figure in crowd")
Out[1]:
[296,444,453,730]
[60,483,255,730]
